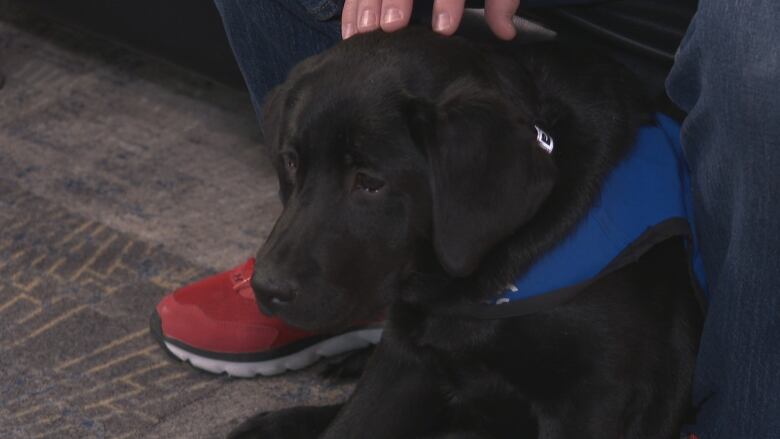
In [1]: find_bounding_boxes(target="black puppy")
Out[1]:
[232,27,702,439]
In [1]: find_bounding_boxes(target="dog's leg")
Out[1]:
[227,404,342,439]
[320,339,450,439]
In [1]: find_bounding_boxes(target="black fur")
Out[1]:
[237,27,701,439]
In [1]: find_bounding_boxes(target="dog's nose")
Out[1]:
[251,272,298,307]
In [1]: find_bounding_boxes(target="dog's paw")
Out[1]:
[227,405,341,439]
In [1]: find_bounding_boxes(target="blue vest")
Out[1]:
[475,114,708,318]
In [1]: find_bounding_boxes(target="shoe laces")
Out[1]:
[231,261,255,299]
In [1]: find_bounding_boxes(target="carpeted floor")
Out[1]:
[0,5,350,439]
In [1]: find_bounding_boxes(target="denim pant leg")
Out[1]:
[213,0,342,117]
[666,1,780,437]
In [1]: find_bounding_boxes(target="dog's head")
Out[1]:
[252,29,557,331]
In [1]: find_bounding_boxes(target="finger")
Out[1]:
[432,0,466,36]
[356,0,383,34]
[484,0,521,40]
[342,0,359,39]
[380,0,413,32]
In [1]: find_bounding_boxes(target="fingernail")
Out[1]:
[382,7,403,25]
[342,22,355,39]
[433,12,451,32]
[359,9,377,30]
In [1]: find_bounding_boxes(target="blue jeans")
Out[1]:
[214,0,780,436]
[667,0,780,436]
[213,0,342,117]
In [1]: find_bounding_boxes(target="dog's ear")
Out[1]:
[261,85,297,203]
[261,52,326,153]
[418,82,558,277]
[261,85,286,153]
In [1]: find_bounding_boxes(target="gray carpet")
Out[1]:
[0,5,350,438]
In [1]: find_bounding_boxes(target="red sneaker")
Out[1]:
[149,258,383,377]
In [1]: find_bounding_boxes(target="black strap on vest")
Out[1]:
[432,218,704,320]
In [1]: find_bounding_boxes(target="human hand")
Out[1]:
[341,0,521,40]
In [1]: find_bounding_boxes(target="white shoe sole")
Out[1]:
[163,328,383,378]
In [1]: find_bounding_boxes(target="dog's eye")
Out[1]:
[353,172,385,194]
[281,152,298,177]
